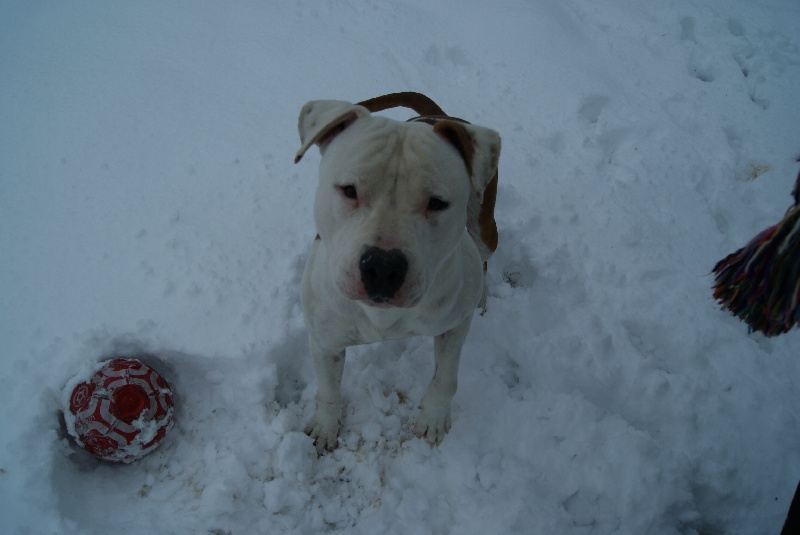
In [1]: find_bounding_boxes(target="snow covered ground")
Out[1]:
[2,1,799,533]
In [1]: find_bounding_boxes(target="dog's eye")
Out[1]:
[427,197,450,212]
[340,185,358,200]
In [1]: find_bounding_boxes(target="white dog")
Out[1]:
[294,92,501,452]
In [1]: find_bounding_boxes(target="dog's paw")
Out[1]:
[304,405,341,454]
[414,404,452,446]
[304,417,340,454]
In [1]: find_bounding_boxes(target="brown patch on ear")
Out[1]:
[435,120,499,257]
[314,115,355,149]
[479,171,499,253]
[295,110,360,163]
[433,120,474,177]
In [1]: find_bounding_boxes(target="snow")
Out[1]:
[1,0,799,533]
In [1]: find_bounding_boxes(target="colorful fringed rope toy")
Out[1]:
[712,170,800,336]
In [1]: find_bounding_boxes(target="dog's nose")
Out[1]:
[359,247,408,302]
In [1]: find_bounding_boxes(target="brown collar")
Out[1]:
[357,91,445,116]
[357,91,470,125]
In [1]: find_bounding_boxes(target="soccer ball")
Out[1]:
[64,358,175,463]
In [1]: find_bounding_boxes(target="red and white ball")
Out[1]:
[64,358,175,463]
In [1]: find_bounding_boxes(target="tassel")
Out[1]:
[712,171,800,336]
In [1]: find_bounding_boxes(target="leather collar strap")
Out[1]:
[357,92,469,125]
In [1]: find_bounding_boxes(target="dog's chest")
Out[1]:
[353,307,424,343]
[351,301,459,343]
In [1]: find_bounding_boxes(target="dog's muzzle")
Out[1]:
[359,246,408,303]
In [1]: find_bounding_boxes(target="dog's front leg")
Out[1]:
[305,338,345,454]
[415,314,473,446]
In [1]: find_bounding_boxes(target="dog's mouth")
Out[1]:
[361,291,424,309]
[363,296,397,308]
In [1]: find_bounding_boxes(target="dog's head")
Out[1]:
[295,100,500,309]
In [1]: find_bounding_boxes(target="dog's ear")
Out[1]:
[433,120,501,202]
[295,100,370,163]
